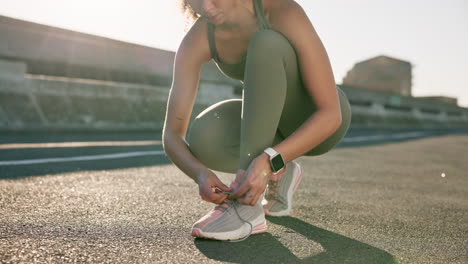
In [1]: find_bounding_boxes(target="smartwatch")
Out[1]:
[263,147,285,174]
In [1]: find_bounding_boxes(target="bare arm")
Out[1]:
[162,18,210,184]
[162,18,232,204]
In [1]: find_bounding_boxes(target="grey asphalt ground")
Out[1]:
[0,129,467,263]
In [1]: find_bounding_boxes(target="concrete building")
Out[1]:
[342,55,412,96]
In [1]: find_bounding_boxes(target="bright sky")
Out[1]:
[1,0,467,107]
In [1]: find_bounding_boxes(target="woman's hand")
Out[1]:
[197,169,233,204]
[228,153,272,206]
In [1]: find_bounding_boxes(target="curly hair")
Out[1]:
[178,0,201,32]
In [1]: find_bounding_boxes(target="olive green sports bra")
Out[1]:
[207,0,270,81]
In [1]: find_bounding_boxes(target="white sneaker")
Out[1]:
[191,199,268,241]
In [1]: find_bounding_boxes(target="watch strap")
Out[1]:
[264,147,278,157]
[264,147,285,174]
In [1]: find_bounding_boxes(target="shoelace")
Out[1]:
[215,200,253,242]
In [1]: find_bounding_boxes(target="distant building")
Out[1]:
[342,55,412,96]
[415,96,458,106]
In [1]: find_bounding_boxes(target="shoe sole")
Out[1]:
[191,213,268,241]
[264,162,303,217]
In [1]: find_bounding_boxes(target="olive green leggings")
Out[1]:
[186,30,351,173]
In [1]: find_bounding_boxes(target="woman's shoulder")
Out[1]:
[264,0,299,11]
[264,0,303,23]
[177,17,212,65]
[263,0,310,36]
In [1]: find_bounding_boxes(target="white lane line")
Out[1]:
[0,131,431,166]
[0,140,161,149]
[342,132,427,143]
[0,150,165,166]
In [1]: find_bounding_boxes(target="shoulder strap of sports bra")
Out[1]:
[207,22,221,63]
[253,0,270,30]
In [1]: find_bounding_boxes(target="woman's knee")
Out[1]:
[185,99,242,169]
[187,99,241,147]
[247,29,295,60]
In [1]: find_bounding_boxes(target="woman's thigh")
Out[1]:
[186,99,285,173]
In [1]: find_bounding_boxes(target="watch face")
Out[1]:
[271,154,285,172]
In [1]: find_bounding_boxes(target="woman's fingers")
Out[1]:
[227,181,250,200]
[215,181,232,192]
[240,189,260,206]
[250,192,262,206]
[213,196,227,204]
[197,170,233,204]
[230,180,264,205]
[200,185,228,204]
[231,179,267,205]
[209,193,228,204]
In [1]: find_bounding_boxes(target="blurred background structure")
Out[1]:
[343,56,413,96]
[1,14,467,132]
